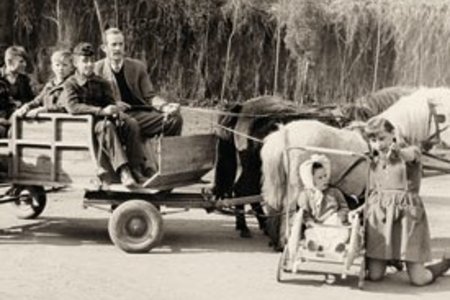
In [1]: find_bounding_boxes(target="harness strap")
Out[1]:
[332,156,367,188]
[427,101,447,144]
[422,151,450,164]
[213,122,264,144]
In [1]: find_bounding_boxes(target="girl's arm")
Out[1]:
[389,143,420,162]
[398,145,421,162]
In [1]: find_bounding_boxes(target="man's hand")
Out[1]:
[0,118,10,126]
[161,103,180,116]
[12,100,22,108]
[100,105,120,116]
[116,101,131,112]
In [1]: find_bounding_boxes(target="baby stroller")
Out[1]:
[276,146,369,289]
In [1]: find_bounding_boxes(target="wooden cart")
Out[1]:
[0,114,261,253]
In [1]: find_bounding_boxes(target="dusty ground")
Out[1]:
[0,174,450,300]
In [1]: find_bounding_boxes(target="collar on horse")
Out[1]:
[427,101,449,148]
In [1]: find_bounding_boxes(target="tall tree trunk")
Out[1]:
[0,0,14,61]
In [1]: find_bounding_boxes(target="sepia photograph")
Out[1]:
[1,0,450,299]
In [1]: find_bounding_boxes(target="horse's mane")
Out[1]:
[342,86,417,122]
[356,86,417,114]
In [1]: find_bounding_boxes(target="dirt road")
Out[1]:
[1,178,450,300]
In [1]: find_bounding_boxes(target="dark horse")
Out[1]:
[212,96,340,238]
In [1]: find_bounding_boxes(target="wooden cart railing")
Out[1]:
[0,114,216,191]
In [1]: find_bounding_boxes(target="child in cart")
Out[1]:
[14,49,73,118]
[297,154,351,253]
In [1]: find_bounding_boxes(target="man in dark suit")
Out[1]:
[94,28,182,139]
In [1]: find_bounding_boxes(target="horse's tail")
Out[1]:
[261,124,288,211]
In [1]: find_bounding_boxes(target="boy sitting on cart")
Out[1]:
[297,154,350,253]
[59,43,147,189]
[14,50,73,118]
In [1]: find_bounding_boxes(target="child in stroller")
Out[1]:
[297,154,350,253]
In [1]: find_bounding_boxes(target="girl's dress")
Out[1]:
[366,146,431,263]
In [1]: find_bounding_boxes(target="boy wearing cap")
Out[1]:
[60,42,145,188]
[15,49,73,117]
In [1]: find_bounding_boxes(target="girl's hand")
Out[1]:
[349,205,364,220]
[387,142,400,159]
[27,107,46,118]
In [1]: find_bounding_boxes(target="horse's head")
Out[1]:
[345,120,367,138]
[337,103,375,126]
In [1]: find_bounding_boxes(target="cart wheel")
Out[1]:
[358,257,366,289]
[277,247,289,282]
[11,186,46,219]
[108,200,163,253]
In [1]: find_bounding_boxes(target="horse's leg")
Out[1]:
[246,144,267,232]
[234,149,266,238]
[213,137,237,199]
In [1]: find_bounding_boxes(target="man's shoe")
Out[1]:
[120,166,138,188]
[131,169,148,184]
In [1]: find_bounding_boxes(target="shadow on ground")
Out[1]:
[0,216,272,253]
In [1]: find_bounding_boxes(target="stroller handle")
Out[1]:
[286,145,368,159]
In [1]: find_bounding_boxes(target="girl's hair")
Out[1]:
[311,161,324,173]
[365,117,395,138]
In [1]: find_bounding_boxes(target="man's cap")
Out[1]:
[73,43,95,57]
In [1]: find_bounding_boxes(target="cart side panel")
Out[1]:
[159,134,216,174]
[143,134,216,189]
[11,114,98,186]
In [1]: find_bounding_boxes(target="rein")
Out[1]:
[213,122,264,144]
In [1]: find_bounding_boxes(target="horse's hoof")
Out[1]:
[240,229,252,238]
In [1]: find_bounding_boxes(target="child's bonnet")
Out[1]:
[299,154,331,212]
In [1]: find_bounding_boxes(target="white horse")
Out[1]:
[261,87,450,247]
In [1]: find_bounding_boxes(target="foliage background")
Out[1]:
[5,0,450,105]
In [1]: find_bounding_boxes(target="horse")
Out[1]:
[212,95,340,238]
[338,86,417,123]
[261,87,450,249]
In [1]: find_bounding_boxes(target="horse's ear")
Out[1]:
[229,103,243,114]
